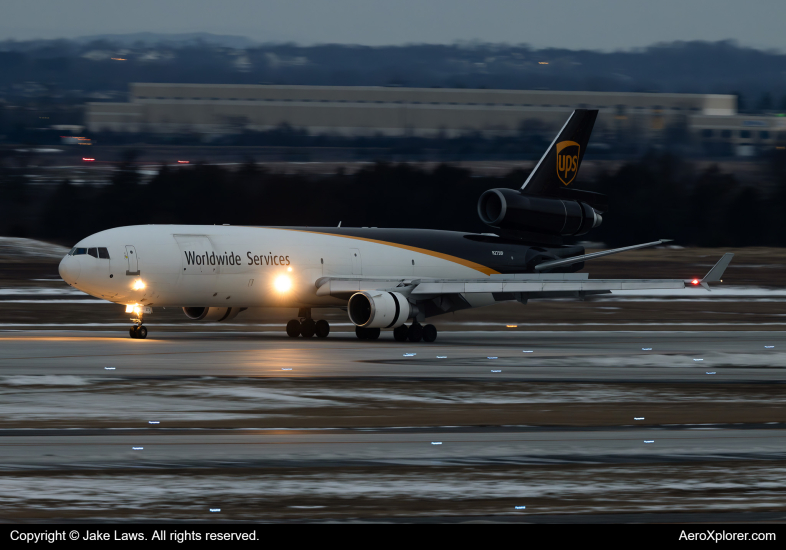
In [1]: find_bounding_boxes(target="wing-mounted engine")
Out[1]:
[182,307,245,322]
[348,291,412,328]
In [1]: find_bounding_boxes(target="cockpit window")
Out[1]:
[70,247,110,258]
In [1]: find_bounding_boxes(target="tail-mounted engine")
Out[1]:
[478,188,602,238]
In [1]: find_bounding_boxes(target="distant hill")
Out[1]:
[74,32,257,49]
[0,39,784,111]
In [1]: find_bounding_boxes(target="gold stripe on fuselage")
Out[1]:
[274,228,500,276]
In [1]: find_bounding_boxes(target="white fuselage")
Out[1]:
[58,225,494,310]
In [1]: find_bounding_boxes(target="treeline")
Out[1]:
[2,150,785,248]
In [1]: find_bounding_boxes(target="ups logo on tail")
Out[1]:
[556,141,580,185]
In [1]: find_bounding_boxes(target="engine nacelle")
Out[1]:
[348,291,412,328]
[478,188,601,237]
[182,307,244,322]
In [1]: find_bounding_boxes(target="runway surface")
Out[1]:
[0,329,784,380]
[1,329,784,521]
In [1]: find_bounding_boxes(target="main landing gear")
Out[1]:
[355,326,381,340]
[393,323,437,343]
[286,311,330,339]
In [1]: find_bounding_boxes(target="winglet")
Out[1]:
[702,253,734,283]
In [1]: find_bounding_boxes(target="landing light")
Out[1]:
[274,274,292,293]
[126,304,143,316]
[132,279,146,291]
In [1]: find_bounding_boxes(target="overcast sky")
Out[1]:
[3,0,784,51]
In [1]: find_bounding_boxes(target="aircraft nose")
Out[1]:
[58,255,81,284]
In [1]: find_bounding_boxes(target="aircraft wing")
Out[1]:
[315,253,734,299]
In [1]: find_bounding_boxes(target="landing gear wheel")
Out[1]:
[393,324,409,342]
[129,327,137,339]
[300,318,316,338]
[408,323,423,343]
[315,319,330,338]
[422,324,437,343]
[137,326,148,339]
[286,319,301,338]
[355,326,380,340]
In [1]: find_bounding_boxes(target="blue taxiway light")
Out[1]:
[209,508,221,512]
[515,506,527,510]
[634,417,645,420]
[104,367,115,370]
[431,442,442,445]
[643,440,654,443]
[642,348,652,351]
[693,358,704,361]
[403,353,416,357]
[491,370,501,373]
[132,446,143,450]
[148,421,159,425]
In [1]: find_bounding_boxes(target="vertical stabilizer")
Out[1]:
[521,109,598,196]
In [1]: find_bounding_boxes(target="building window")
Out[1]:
[740,130,751,139]
[721,130,732,138]
[760,131,770,139]
[702,129,714,138]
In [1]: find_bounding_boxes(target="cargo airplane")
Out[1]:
[58,110,733,341]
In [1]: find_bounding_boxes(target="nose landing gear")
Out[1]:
[129,309,148,339]
[130,325,148,339]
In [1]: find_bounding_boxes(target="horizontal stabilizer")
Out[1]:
[694,252,734,287]
[533,239,672,272]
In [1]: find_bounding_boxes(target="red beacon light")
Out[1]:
[691,279,700,285]
[82,157,95,162]
[177,160,189,164]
